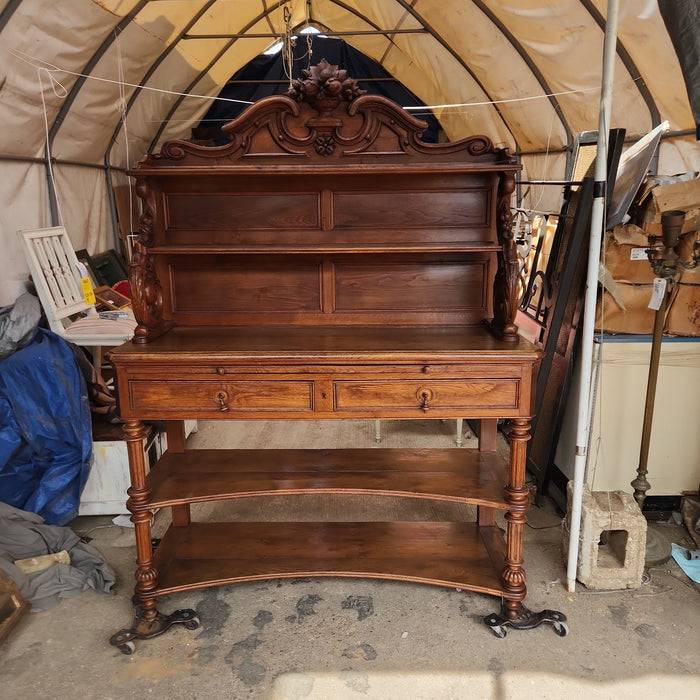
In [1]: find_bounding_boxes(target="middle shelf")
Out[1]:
[145,447,509,508]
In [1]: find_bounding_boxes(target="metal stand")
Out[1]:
[631,209,699,508]
[483,602,568,638]
[630,285,668,507]
[110,604,199,655]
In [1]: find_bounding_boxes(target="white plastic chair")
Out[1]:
[18,226,136,363]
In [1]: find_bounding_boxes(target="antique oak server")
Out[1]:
[109,61,566,652]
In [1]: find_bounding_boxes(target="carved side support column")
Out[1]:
[502,417,531,619]
[487,171,520,342]
[129,178,171,343]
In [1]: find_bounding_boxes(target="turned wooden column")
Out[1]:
[124,419,159,620]
[502,417,531,619]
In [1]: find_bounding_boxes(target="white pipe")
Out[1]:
[566,0,619,593]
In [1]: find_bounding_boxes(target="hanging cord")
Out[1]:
[404,85,602,112]
[527,106,557,216]
[11,48,254,107]
[281,5,296,88]
[114,28,136,258]
[37,66,67,227]
[304,0,314,68]
[280,2,316,84]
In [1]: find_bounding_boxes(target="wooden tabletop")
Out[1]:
[109,325,542,363]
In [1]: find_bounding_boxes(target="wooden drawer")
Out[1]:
[334,379,520,413]
[127,379,314,414]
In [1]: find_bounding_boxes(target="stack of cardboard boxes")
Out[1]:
[596,173,700,336]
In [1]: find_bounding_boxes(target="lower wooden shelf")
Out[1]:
[153,521,508,598]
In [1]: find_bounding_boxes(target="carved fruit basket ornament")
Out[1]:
[285,59,366,156]
[287,59,366,111]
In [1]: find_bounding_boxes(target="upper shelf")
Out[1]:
[148,241,502,255]
[145,447,509,509]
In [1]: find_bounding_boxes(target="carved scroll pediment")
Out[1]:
[135,60,509,167]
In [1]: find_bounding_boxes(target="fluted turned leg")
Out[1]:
[502,417,530,618]
[109,420,199,654]
[482,418,569,638]
[124,419,159,620]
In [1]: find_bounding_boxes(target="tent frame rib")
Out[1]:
[182,29,430,39]
[391,0,519,153]
[0,0,22,33]
[579,0,661,130]
[103,0,220,250]
[468,0,572,150]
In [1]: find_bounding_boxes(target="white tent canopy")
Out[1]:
[1,0,698,306]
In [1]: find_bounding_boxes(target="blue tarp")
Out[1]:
[0,328,92,525]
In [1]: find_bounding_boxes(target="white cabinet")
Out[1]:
[79,421,197,515]
[555,337,700,497]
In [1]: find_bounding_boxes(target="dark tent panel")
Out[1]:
[198,36,442,144]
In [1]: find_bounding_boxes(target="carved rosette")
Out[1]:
[314,133,336,156]
[489,171,520,341]
[129,179,168,343]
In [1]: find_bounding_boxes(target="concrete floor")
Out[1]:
[1,420,699,699]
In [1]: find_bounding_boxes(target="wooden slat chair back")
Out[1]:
[18,226,136,358]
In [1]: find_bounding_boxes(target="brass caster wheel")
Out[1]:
[109,607,199,653]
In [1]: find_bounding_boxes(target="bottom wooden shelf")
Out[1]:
[153,521,508,598]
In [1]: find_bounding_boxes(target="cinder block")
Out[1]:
[564,482,647,589]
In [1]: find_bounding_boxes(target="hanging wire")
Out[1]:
[280,0,317,83]
[37,67,66,227]
[282,5,296,88]
[304,0,314,68]
[10,48,255,107]
[12,46,603,119]
[114,28,136,258]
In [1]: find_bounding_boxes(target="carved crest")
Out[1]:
[286,58,366,114]
[136,61,512,166]
[284,58,368,156]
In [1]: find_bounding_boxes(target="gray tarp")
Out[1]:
[0,502,116,611]
[0,292,42,361]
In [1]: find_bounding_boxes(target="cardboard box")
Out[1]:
[596,224,700,336]
[666,282,700,336]
[632,174,700,235]
[596,282,699,336]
